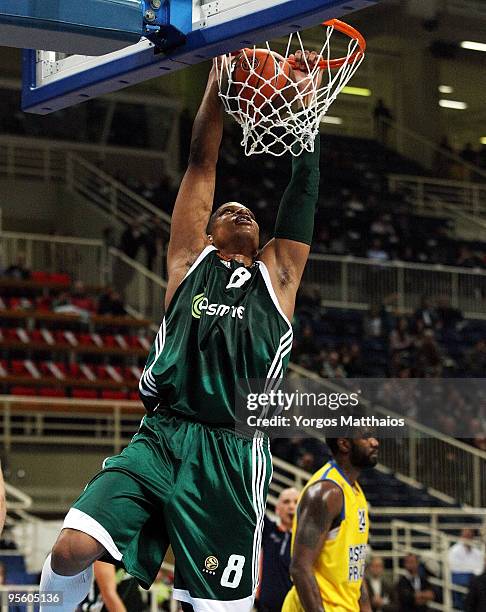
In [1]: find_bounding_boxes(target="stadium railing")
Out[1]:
[2,389,485,509]
[107,246,167,323]
[0,230,106,286]
[389,173,486,221]
[390,519,482,612]
[0,135,171,236]
[305,253,486,319]
[2,228,485,320]
[383,115,486,182]
[288,363,486,507]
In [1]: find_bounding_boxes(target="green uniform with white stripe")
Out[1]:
[70,245,292,611]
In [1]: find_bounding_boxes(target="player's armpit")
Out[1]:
[290,481,343,612]
[359,579,372,612]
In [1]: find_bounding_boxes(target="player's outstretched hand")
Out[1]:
[288,49,324,107]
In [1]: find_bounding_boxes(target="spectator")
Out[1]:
[258,488,298,612]
[293,324,320,365]
[4,254,30,280]
[448,528,485,610]
[70,280,96,313]
[321,350,347,378]
[415,330,443,377]
[389,318,413,355]
[341,343,365,377]
[461,143,477,166]
[364,304,386,338]
[413,297,437,330]
[373,98,393,145]
[397,553,435,611]
[364,556,396,612]
[142,216,165,272]
[456,246,482,269]
[435,297,463,331]
[464,566,486,612]
[367,238,389,263]
[119,219,144,260]
[98,287,126,316]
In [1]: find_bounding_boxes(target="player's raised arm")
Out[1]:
[259,51,321,321]
[165,62,224,306]
[289,480,343,612]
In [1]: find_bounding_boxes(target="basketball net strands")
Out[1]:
[215,20,366,157]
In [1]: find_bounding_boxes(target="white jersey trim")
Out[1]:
[183,244,217,280]
[256,260,292,330]
[63,508,122,561]
[173,589,254,611]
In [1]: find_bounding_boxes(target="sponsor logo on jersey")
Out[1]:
[191,293,245,320]
[348,544,367,582]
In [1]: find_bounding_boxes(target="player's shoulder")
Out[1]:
[301,479,344,516]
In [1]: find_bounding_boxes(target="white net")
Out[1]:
[216,22,365,157]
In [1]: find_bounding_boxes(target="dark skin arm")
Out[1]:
[259,50,323,321]
[165,62,223,309]
[290,481,344,612]
[359,579,372,612]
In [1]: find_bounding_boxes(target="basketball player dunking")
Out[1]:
[40,52,322,612]
[283,434,379,612]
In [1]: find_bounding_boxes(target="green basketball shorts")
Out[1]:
[64,411,272,611]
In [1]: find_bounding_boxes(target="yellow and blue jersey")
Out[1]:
[282,460,369,612]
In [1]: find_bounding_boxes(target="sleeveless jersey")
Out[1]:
[139,245,293,425]
[283,460,369,612]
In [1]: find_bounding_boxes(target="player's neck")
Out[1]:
[335,457,360,486]
[218,250,255,267]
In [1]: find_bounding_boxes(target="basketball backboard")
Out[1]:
[21,0,379,114]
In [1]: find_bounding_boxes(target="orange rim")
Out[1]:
[287,19,366,70]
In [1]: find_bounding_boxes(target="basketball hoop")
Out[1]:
[216,19,366,157]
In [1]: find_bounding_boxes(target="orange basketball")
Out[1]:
[227,49,294,121]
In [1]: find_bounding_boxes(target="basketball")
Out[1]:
[223,48,295,121]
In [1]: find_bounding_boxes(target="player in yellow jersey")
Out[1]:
[282,433,379,612]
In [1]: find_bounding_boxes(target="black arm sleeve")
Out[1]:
[273,137,320,246]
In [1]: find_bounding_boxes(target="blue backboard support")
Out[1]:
[22,0,379,114]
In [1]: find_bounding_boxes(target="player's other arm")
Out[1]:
[290,481,343,612]
[359,579,372,612]
[0,464,6,535]
[94,561,127,612]
[165,63,223,308]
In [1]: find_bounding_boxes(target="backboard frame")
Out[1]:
[22,0,379,114]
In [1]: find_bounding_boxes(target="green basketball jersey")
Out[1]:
[139,245,293,424]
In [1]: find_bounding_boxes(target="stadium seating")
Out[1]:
[0,276,153,400]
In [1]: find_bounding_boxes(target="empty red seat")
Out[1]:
[101,390,127,400]
[49,273,71,286]
[30,329,45,343]
[11,360,28,375]
[128,391,141,401]
[31,271,49,283]
[72,388,98,399]
[39,387,65,397]
[10,386,38,396]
